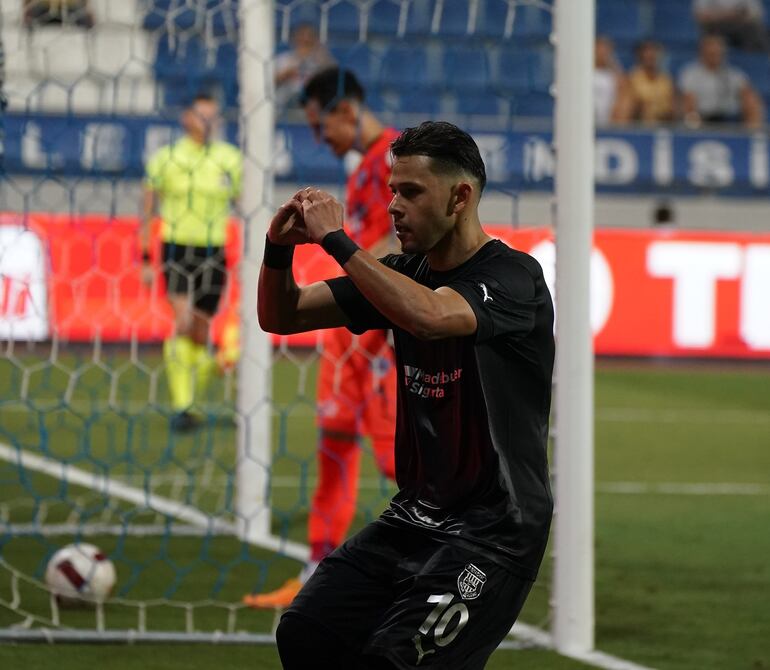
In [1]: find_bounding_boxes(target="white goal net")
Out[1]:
[0,0,592,652]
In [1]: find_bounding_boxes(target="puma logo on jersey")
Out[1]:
[412,634,435,665]
[478,282,493,303]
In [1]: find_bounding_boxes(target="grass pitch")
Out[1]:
[1,347,768,669]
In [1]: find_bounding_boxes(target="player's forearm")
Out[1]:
[342,248,459,340]
[257,259,301,334]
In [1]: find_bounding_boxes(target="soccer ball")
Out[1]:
[44,543,116,605]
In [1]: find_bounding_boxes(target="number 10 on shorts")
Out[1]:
[412,593,470,664]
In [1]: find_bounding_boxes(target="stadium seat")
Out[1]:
[274,0,321,37]
[652,3,699,46]
[363,86,387,113]
[479,0,552,40]
[330,43,381,90]
[496,45,553,94]
[511,91,554,118]
[434,0,474,37]
[454,92,504,116]
[395,89,442,115]
[143,0,199,32]
[204,0,239,38]
[730,52,770,94]
[369,0,405,36]
[154,32,237,108]
[378,44,433,88]
[326,1,361,38]
[668,50,696,82]
[154,33,205,77]
[510,2,553,40]
[441,46,490,91]
[596,0,646,43]
[403,0,434,36]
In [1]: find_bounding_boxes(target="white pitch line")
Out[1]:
[2,453,764,497]
[597,407,770,425]
[268,476,770,496]
[0,442,309,562]
[597,481,770,496]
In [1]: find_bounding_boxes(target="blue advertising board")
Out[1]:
[2,113,769,196]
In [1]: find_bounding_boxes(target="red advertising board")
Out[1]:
[2,213,769,359]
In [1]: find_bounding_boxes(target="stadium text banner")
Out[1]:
[2,214,770,359]
[4,114,770,196]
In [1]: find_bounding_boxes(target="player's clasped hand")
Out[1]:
[267,193,310,246]
[299,188,345,243]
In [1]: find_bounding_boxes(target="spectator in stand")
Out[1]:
[679,35,765,128]
[23,0,94,29]
[693,0,768,52]
[626,41,676,124]
[274,23,336,112]
[594,36,632,126]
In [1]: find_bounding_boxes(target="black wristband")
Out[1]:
[263,235,295,270]
[321,230,360,267]
[141,250,151,262]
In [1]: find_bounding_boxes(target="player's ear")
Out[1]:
[451,182,473,214]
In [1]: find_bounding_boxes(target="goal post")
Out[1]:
[236,0,276,548]
[553,0,596,656]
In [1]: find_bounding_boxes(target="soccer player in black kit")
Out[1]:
[258,121,554,670]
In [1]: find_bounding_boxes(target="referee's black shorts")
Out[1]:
[280,520,533,670]
[161,243,226,316]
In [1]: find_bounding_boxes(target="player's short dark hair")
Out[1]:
[301,67,365,110]
[390,121,487,193]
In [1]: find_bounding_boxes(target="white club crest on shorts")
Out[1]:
[457,563,486,600]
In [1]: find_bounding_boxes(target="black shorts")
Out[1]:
[283,520,533,670]
[161,243,226,316]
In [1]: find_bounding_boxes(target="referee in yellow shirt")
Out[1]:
[141,93,242,432]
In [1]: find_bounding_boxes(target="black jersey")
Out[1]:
[325,239,554,580]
